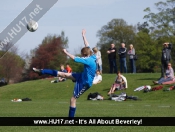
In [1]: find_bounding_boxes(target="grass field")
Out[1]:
[0,73,175,132]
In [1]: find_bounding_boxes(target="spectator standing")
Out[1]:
[161,42,172,78]
[92,47,102,74]
[127,44,136,73]
[118,43,127,73]
[107,44,117,73]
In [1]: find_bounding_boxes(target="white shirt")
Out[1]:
[95,51,102,65]
[93,74,102,84]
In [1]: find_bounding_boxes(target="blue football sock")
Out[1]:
[41,69,58,77]
[69,106,76,118]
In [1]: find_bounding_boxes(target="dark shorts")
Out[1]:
[72,73,90,99]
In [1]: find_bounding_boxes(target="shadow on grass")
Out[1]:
[103,88,128,93]
[137,78,157,80]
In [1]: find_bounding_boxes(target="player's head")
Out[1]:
[81,47,92,57]
[92,47,98,53]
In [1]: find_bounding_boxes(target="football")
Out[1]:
[27,20,38,32]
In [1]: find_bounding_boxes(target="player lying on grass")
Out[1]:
[33,29,96,118]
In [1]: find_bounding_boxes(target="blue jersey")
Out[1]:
[74,54,96,87]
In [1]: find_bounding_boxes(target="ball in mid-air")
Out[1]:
[27,20,38,32]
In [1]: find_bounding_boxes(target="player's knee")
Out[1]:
[70,97,76,103]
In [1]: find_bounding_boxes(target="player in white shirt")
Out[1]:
[93,70,102,84]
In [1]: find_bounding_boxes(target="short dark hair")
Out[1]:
[81,47,93,57]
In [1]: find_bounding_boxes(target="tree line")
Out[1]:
[0,0,175,83]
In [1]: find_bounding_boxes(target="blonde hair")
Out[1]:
[168,63,171,66]
[129,44,134,49]
[92,47,98,53]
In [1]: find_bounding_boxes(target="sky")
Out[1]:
[0,0,166,55]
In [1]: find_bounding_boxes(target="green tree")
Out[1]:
[96,19,136,73]
[134,31,161,72]
[143,0,175,68]
[143,0,175,38]
[0,51,25,83]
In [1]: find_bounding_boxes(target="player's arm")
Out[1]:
[82,29,89,47]
[74,57,89,65]
[63,49,75,60]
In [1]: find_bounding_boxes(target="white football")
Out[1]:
[27,20,38,32]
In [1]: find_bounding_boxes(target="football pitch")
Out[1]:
[0,73,175,132]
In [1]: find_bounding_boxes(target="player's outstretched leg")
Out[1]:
[33,68,58,77]
[33,68,75,80]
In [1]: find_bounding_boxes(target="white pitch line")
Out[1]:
[158,106,171,108]
[109,104,119,105]
[91,103,99,105]
[58,102,171,108]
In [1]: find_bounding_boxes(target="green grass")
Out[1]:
[0,73,175,132]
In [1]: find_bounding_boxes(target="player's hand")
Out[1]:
[82,29,86,36]
[62,49,67,53]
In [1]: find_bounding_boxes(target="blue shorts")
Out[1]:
[72,73,90,99]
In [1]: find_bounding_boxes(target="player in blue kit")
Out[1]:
[33,29,96,117]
